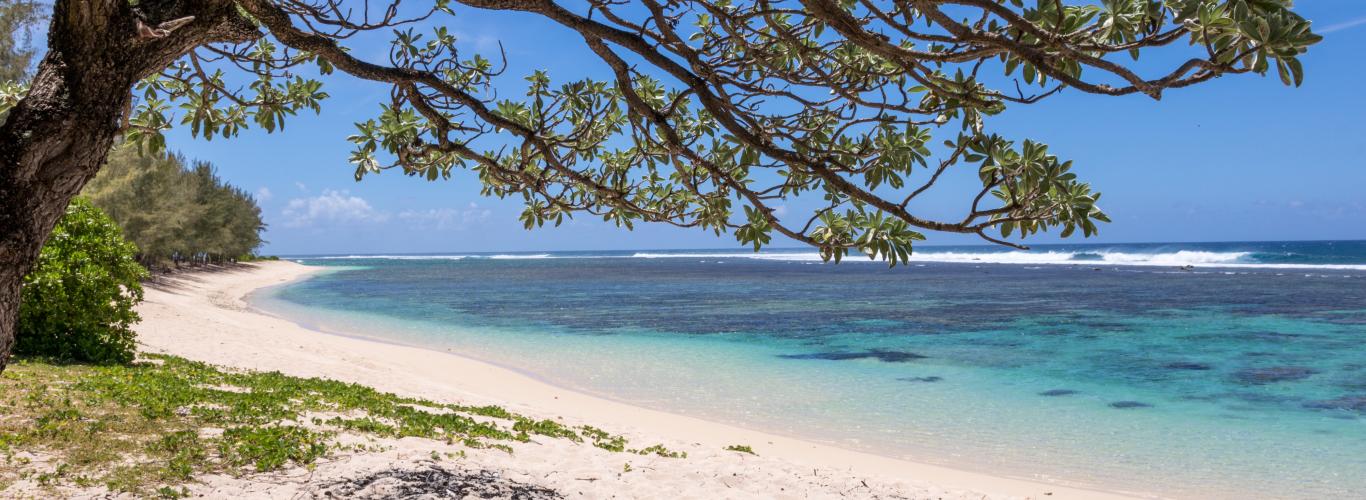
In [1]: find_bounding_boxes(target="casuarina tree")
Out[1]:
[0,0,1321,371]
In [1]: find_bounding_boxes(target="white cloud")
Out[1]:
[255,187,273,202]
[1320,16,1366,34]
[454,30,501,52]
[295,182,309,192]
[1254,199,1365,220]
[397,202,492,231]
[281,190,390,228]
[278,192,494,232]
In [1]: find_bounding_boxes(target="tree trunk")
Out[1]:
[0,264,20,369]
[0,0,259,372]
[0,51,133,372]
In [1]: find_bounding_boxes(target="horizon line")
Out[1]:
[272,238,1366,257]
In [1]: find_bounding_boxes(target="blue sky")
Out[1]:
[157,2,1366,255]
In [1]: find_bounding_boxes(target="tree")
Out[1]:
[0,0,44,84]
[83,146,197,265]
[83,145,266,267]
[0,0,45,125]
[0,0,1322,371]
[16,198,146,365]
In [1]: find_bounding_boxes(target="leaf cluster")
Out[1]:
[99,0,1319,264]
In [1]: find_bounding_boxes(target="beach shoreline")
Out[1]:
[134,260,1138,499]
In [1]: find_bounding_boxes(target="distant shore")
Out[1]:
[133,260,1133,499]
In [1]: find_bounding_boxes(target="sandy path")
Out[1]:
[132,260,1138,499]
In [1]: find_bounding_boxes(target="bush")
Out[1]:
[237,254,279,262]
[17,198,148,364]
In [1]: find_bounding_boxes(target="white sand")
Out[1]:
[131,261,1137,499]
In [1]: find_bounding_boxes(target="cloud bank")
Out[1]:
[282,190,390,228]
[281,191,491,231]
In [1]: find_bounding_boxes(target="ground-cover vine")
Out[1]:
[0,354,649,497]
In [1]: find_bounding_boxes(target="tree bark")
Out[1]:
[0,0,259,372]
[0,50,133,373]
[0,264,20,368]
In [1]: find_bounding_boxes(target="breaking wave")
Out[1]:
[630,250,1366,270]
[303,247,1366,270]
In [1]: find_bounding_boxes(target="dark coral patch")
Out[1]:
[897,376,943,383]
[1231,392,1296,404]
[779,350,928,363]
[1245,331,1302,341]
[1303,396,1366,413]
[1164,362,1213,371]
[1232,366,1317,385]
[1039,389,1078,397]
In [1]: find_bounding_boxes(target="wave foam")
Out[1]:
[632,252,824,261]
[488,254,553,260]
[308,253,565,261]
[631,250,1366,270]
[310,255,470,260]
[303,250,1366,271]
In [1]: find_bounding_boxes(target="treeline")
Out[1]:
[83,146,266,268]
[0,0,43,84]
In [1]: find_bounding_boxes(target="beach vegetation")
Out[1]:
[0,0,42,122]
[580,425,628,453]
[0,354,653,497]
[82,146,266,269]
[238,254,280,262]
[724,445,757,456]
[0,0,1323,371]
[633,444,687,459]
[15,199,147,365]
[0,2,40,73]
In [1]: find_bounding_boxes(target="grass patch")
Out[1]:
[0,354,645,497]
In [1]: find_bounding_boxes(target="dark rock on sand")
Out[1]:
[319,465,561,499]
[1233,366,1317,385]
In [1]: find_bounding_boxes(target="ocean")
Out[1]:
[252,240,1366,499]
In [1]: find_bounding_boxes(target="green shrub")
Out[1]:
[724,444,756,455]
[237,254,279,262]
[17,198,148,364]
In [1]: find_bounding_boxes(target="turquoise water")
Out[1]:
[253,241,1366,499]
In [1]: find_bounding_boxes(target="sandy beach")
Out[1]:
[130,260,1135,499]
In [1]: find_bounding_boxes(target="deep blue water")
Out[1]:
[256,241,1366,499]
